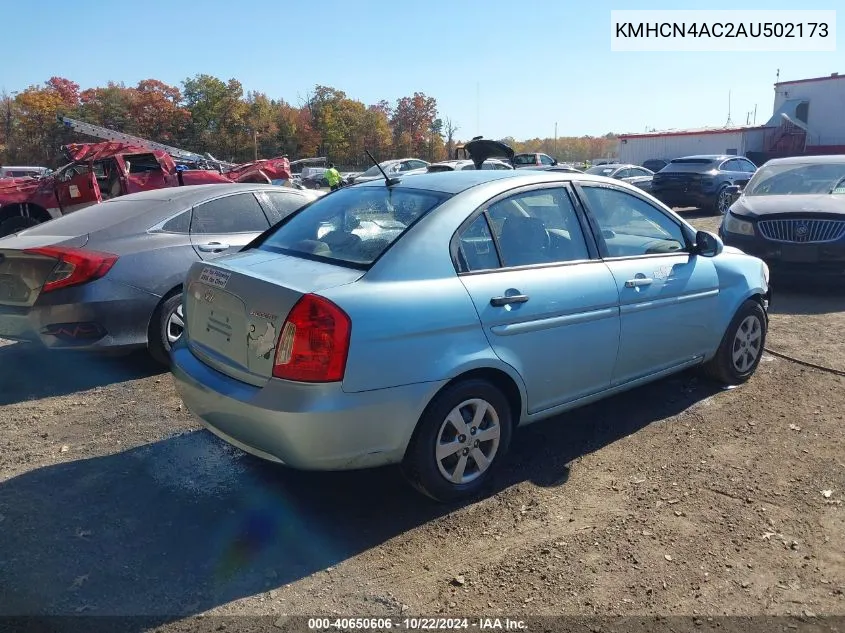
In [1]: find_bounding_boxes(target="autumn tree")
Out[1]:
[391,92,441,160]
[12,77,80,164]
[130,79,190,144]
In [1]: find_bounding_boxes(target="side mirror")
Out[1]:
[695,230,723,257]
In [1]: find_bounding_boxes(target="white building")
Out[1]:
[771,73,845,152]
[617,125,768,166]
[617,72,845,166]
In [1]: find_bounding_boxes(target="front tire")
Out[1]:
[402,379,513,503]
[148,292,184,366]
[703,299,767,385]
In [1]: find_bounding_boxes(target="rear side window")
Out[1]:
[161,210,191,233]
[457,187,590,271]
[262,191,310,224]
[191,193,270,234]
[258,186,449,267]
[123,153,162,173]
[512,155,536,166]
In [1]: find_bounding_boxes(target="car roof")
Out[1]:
[762,154,845,166]
[100,183,304,205]
[355,168,611,195]
[674,154,733,161]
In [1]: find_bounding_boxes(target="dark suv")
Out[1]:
[651,155,757,215]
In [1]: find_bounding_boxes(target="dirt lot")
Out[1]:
[1,211,843,627]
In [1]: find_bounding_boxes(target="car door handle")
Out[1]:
[490,294,530,307]
[624,277,653,288]
[197,242,230,252]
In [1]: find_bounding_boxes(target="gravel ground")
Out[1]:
[0,211,843,628]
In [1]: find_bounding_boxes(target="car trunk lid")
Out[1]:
[463,138,515,169]
[0,234,89,307]
[184,250,364,385]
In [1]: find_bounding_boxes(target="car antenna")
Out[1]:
[365,150,400,186]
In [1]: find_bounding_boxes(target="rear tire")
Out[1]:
[402,379,513,503]
[0,215,40,237]
[703,299,767,386]
[147,292,184,367]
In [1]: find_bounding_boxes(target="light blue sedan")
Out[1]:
[171,169,771,502]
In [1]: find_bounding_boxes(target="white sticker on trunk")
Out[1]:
[198,267,231,289]
[248,322,277,359]
[68,185,80,199]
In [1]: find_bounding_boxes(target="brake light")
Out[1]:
[24,246,118,293]
[272,294,351,382]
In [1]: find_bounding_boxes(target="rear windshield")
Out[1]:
[669,158,717,165]
[586,166,617,176]
[512,155,537,165]
[745,162,845,196]
[257,186,450,267]
[360,163,395,177]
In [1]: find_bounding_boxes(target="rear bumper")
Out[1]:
[721,232,845,278]
[652,188,716,209]
[0,278,159,350]
[170,341,446,471]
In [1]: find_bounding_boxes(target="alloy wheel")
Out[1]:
[718,188,732,214]
[435,398,501,484]
[732,315,762,373]
[166,303,185,345]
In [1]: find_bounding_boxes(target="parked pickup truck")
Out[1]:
[0,142,292,237]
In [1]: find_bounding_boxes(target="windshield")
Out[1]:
[258,186,450,267]
[745,162,845,196]
[586,166,617,176]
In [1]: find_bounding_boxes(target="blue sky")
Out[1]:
[0,0,841,140]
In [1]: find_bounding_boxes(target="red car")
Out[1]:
[0,142,292,237]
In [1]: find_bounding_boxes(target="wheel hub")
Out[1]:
[435,398,501,485]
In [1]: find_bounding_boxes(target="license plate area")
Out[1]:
[187,282,249,367]
[779,244,819,263]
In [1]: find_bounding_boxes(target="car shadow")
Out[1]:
[0,371,718,625]
[0,343,164,406]
[768,286,845,316]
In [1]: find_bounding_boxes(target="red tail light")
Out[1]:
[24,246,118,293]
[272,294,351,383]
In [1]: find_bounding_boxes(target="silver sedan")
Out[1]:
[0,184,318,364]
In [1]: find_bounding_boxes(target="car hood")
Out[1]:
[731,194,845,218]
[464,138,515,169]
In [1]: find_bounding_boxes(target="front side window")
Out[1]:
[740,159,757,173]
[540,154,555,165]
[258,186,449,267]
[191,193,270,234]
[580,186,687,257]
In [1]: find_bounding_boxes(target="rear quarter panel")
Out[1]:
[88,232,198,298]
